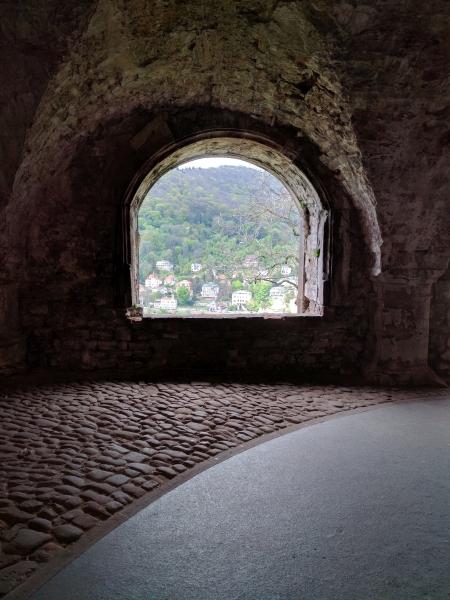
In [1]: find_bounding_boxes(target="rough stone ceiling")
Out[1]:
[2,0,450,279]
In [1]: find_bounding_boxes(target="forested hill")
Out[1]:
[147,165,276,202]
[138,165,298,282]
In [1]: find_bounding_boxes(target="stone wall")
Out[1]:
[16,108,371,380]
[1,0,449,384]
[430,266,450,381]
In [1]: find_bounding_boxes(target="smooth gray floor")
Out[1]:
[32,398,450,600]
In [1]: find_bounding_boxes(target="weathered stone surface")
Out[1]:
[0,560,37,595]
[126,463,154,475]
[31,541,64,563]
[6,529,51,555]
[123,452,147,463]
[62,475,86,488]
[87,470,113,482]
[71,513,98,530]
[105,474,129,486]
[185,422,210,432]
[430,265,450,381]
[0,507,32,526]
[53,524,83,544]
[29,518,52,533]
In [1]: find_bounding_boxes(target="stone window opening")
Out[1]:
[126,136,329,319]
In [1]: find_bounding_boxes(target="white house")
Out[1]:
[269,286,287,298]
[232,290,252,307]
[281,265,292,276]
[145,273,162,289]
[269,286,288,312]
[201,282,219,298]
[191,263,202,272]
[160,296,177,310]
[270,296,286,312]
[156,260,173,272]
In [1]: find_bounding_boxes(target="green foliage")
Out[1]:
[138,165,299,283]
[247,300,260,312]
[176,285,192,306]
[249,281,272,308]
[231,279,244,291]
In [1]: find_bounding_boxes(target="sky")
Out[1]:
[178,157,263,170]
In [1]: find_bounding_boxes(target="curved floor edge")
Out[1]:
[11,395,450,599]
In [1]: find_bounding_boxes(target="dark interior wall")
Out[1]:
[0,1,96,374]
[1,0,449,384]
[429,265,450,381]
[0,0,96,209]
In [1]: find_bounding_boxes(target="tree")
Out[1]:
[250,281,272,308]
[150,291,162,302]
[176,285,192,306]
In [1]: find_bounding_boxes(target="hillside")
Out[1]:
[138,165,300,283]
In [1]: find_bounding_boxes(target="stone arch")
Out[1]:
[125,133,330,316]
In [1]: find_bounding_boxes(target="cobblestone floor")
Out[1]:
[0,381,447,597]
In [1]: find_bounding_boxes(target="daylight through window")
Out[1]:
[136,156,319,317]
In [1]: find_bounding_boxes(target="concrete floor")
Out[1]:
[31,397,450,600]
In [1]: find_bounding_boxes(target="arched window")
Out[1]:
[127,137,329,318]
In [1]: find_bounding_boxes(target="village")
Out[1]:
[139,257,298,315]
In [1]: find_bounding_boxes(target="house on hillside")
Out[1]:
[156,260,173,272]
[232,290,252,307]
[160,296,177,310]
[145,273,162,289]
[281,265,292,276]
[269,286,287,312]
[191,263,202,272]
[201,282,219,298]
[164,274,176,286]
[269,286,287,298]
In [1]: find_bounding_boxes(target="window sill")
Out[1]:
[126,311,323,322]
